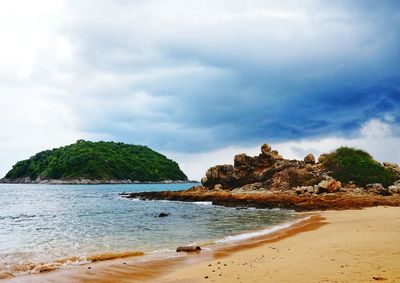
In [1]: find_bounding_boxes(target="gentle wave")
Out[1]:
[118,197,213,207]
[3,217,305,279]
[0,214,37,221]
[215,216,311,244]
[86,250,144,262]
[1,183,295,280]
[192,201,213,206]
[6,250,144,277]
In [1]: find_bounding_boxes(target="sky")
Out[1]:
[0,0,399,180]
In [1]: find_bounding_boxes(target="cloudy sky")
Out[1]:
[0,0,399,180]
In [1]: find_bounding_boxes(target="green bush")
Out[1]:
[322,147,397,187]
[5,140,187,182]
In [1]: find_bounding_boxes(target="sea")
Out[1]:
[0,183,300,278]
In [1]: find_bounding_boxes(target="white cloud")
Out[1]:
[0,1,398,180]
[360,119,393,138]
[168,118,400,180]
[0,83,100,177]
[0,0,66,78]
[384,113,395,122]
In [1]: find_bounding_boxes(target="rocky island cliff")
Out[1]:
[0,140,188,184]
[123,144,400,210]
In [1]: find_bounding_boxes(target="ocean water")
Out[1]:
[0,183,297,277]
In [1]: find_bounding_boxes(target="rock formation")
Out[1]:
[202,145,326,192]
[123,143,400,211]
[389,181,400,194]
[304,153,316,164]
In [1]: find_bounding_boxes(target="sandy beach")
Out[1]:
[159,206,400,283]
[3,206,400,283]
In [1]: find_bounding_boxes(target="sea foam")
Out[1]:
[215,216,311,244]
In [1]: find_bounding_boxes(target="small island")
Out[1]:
[0,140,188,184]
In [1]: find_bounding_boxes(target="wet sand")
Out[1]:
[3,207,400,282]
[160,207,400,283]
[2,215,320,282]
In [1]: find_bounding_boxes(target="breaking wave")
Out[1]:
[3,250,144,278]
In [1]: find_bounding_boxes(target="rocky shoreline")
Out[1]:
[122,144,400,211]
[0,178,197,185]
[121,186,400,211]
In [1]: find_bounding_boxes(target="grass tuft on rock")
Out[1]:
[322,147,397,187]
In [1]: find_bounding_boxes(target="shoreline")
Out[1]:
[1,212,316,282]
[122,186,400,211]
[4,207,400,282]
[160,206,400,283]
[0,180,199,185]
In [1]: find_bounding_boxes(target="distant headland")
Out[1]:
[0,140,189,184]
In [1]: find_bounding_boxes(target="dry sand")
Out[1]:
[159,207,400,283]
[3,207,400,283]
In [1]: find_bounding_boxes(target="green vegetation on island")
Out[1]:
[322,147,397,187]
[4,140,188,182]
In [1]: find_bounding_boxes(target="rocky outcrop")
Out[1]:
[123,143,400,211]
[202,144,325,191]
[316,178,341,194]
[122,185,400,211]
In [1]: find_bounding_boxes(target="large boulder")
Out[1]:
[388,184,400,195]
[158,212,169,217]
[365,183,391,196]
[316,178,341,193]
[261,143,272,154]
[234,154,251,167]
[206,165,234,179]
[202,165,236,188]
[270,167,322,191]
[304,153,316,164]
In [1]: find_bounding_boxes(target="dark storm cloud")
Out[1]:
[62,0,400,152]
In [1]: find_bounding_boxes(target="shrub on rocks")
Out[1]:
[322,147,397,187]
